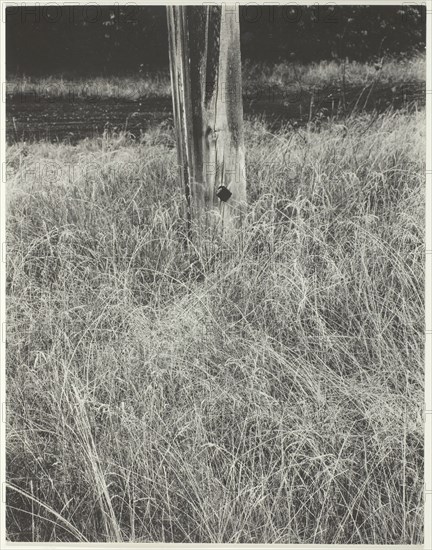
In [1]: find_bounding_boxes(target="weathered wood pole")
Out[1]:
[167,5,247,237]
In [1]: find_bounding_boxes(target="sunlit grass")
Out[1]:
[6,53,425,101]
[6,106,424,542]
[242,53,425,94]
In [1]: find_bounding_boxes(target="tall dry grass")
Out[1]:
[6,107,424,542]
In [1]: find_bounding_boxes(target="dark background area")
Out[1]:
[6,5,426,77]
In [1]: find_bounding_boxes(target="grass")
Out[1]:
[242,53,425,95]
[6,53,426,101]
[6,104,425,543]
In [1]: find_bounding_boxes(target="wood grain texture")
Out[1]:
[167,5,247,235]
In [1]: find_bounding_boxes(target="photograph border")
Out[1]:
[0,1,430,548]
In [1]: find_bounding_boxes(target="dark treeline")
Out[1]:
[6,5,426,76]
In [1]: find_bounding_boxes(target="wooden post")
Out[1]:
[167,5,246,238]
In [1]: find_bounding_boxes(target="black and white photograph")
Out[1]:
[1,1,429,545]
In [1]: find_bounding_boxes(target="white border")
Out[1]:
[0,1,430,549]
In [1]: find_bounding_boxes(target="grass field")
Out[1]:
[5,61,425,543]
[6,54,425,100]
